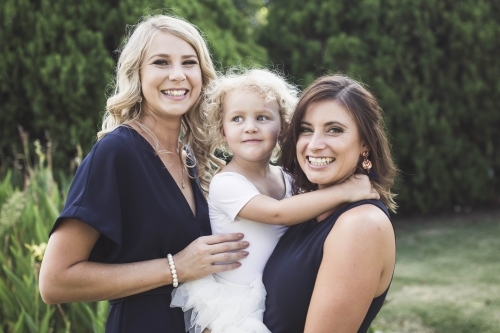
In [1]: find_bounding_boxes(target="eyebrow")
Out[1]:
[148,54,198,61]
[226,108,275,115]
[300,120,347,127]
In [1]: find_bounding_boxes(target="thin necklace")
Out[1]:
[134,120,186,189]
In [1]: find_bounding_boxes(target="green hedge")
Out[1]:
[2,0,499,214]
[0,0,266,173]
[260,0,500,213]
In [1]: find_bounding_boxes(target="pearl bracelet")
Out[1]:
[167,254,178,288]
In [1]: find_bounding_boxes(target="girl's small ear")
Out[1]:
[221,128,227,142]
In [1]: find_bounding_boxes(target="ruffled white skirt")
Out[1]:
[171,274,270,333]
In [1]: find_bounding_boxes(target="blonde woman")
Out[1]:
[39,15,249,332]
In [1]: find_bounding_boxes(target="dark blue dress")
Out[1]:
[263,200,392,333]
[51,126,211,333]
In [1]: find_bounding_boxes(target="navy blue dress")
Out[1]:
[51,126,211,333]
[263,200,392,333]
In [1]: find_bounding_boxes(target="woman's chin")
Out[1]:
[307,177,337,189]
[307,175,350,190]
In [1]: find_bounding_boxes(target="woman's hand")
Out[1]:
[338,174,379,203]
[173,233,249,282]
[40,220,249,304]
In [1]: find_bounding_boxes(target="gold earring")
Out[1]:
[362,151,372,171]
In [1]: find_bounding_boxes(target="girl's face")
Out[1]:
[140,32,203,121]
[222,89,281,164]
[296,100,366,189]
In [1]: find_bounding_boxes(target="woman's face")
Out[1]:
[140,32,203,121]
[296,100,366,189]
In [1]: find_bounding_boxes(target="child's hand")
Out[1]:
[339,174,380,202]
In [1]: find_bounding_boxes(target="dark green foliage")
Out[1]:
[3,0,498,214]
[0,0,266,173]
[260,0,500,213]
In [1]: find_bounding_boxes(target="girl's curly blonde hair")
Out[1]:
[204,68,299,170]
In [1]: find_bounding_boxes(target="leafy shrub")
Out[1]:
[260,0,500,213]
[0,143,107,333]
[0,0,267,173]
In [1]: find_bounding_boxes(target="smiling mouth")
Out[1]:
[308,156,335,166]
[161,89,188,96]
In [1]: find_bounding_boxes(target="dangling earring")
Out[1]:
[362,151,377,180]
[136,95,143,115]
[362,151,372,171]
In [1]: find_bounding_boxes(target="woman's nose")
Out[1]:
[168,63,186,82]
[308,131,326,150]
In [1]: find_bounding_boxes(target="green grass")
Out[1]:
[371,210,500,333]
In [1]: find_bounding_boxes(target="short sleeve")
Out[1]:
[51,134,126,262]
[208,173,260,221]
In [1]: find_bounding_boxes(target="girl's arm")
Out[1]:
[303,204,395,332]
[39,219,249,304]
[238,174,379,225]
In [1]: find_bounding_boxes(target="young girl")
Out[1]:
[171,69,378,333]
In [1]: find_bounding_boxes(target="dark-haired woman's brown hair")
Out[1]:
[280,75,398,212]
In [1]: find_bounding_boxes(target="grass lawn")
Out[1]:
[371,208,500,333]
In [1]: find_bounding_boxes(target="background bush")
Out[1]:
[0,139,108,332]
[1,0,499,214]
[0,0,266,174]
[260,0,500,213]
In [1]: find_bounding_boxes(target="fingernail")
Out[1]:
[237,233,244,238]
[243,251,249,257]
[243,241,250,247]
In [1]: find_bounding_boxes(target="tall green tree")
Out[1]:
[260,0,500,213]
[0,0,266,173]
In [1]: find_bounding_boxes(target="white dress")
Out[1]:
[171,171,292,333]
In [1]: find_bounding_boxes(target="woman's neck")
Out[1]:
[136,113,181,152]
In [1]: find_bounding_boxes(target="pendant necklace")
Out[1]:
[134,120,185,190]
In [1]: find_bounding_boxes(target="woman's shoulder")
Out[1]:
[77,126,142,172]
[328,201,393,244]
[92,126,144,157]
[95,126,138,150]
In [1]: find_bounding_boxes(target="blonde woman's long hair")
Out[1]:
[99,14,219,193]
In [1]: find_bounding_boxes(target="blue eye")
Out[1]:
[257,115,269,121]
[232,116,244,122]
[184,60,198,66]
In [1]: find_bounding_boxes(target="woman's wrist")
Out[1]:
[167,254,178,287]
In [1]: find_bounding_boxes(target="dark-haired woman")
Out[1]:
[263,75,397,333]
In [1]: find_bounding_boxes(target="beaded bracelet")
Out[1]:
[167,254,178,288]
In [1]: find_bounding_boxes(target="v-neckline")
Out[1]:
[124,125,198,219]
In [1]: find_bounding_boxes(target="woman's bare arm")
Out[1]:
[238,174,379,226]
[39,219,249,304]
[303,205,395,333]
